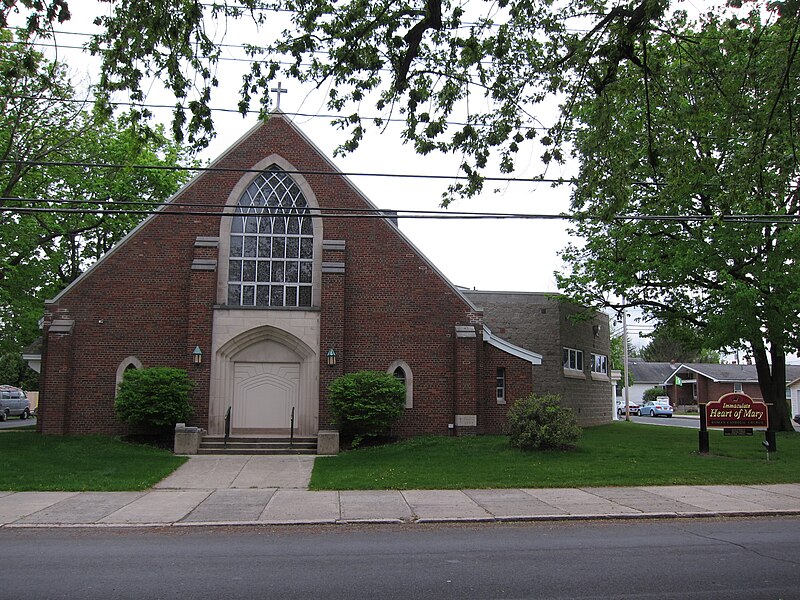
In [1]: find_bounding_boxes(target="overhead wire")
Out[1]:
[0,159,575,185]
[1,197,798,224]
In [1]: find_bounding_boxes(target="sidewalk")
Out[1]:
[2,456,800,528]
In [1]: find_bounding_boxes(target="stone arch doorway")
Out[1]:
[210,324,319,436]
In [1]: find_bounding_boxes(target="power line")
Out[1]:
[9,159,800,198]
[1,199,798,224]
[0,205,565,220]
[0,159,574,185]
[0,92,553,132]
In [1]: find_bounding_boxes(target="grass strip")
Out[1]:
[310,422,800,490]
[0,432,187,491]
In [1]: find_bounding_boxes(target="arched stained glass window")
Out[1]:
[228,167,314,307]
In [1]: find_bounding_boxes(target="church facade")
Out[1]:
[37,114,608,439]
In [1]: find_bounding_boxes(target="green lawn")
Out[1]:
[0,432,187,491]
[310,422,800,490]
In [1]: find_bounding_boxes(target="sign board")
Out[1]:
[706,393,768,429]
[723,428,753,436]
[455,414,477,427]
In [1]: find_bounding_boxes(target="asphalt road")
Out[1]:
[0,416,35,430]
[628,414,699,428]
[3,518,799,599]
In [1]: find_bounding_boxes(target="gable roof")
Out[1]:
[45,111,480,313]
[661,363,800,385]
[628,361,676,385]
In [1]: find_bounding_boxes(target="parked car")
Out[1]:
[640,400,673,417]
[616,399,641,416]
[0,385,31,421]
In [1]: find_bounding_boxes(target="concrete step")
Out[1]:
[197,447,317,455]
[198,435,318,455]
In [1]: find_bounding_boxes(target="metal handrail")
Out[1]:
[224,406,232,448]
[290,406,295,448]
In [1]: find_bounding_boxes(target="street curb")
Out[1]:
[3,509,800,529]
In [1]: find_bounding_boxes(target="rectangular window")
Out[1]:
[733,382,743,393]
[562,347,584,371]
[590,354,608,374]
[496,368,506,404]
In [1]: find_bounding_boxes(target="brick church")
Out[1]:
[37,113,611,439]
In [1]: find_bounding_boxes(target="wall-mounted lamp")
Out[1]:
[192,346,203,366]
[592,324,601,338]
[326,348,337,366]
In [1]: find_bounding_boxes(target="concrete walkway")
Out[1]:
[2,456,800,528]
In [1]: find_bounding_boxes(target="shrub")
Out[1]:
[641,387,665,404]
[328,370,405,447]
[506,393,582,451]
[115,367,194,429]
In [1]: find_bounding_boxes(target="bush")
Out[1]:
[0,352,39,391]
[328,371,405,447]
[641,387,665,403]
[506,393,582,451]
[115,367,193,429]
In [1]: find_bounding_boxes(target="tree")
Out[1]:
[640,327,720,364]
[0,31,193,354]
[557,6,800,430]
[0,351,38,390]
[4,0,674,199]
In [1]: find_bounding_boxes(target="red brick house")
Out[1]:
[37,113,608,440]
[662,363,800,407]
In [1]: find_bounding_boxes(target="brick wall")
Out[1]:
[464,291,613,426]
[39,114,503,437]
[479,344,534,435]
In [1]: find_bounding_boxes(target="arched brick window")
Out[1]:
[227,167,314,308]
[115,356,142,395]
[388,360,413,409]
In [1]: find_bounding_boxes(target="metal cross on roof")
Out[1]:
[271,81,288,110]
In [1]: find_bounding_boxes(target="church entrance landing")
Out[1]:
[210,313,320,438]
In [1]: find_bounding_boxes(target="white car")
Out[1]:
[616,399,640,416]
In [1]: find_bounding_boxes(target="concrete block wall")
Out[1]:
[464,291,612,427]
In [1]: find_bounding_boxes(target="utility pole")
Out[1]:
[623,302,631,421]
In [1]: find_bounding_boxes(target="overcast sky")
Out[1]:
[20,2,581,296]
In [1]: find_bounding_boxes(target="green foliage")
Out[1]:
[0,352,38,390]
[506,393,582,451]
[641,327,720,364]
[0,31,194,355]
[114,367,193,429]
[11,1,679,200]
[557,6,800,430]
[641,387,664,404]
[328,371,405,448]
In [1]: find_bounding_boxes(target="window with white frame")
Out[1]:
[590,353,608,374]
[562,347,583,371]
[496,367,506,404]
[227,167,313,308]
[733,382,743,393]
